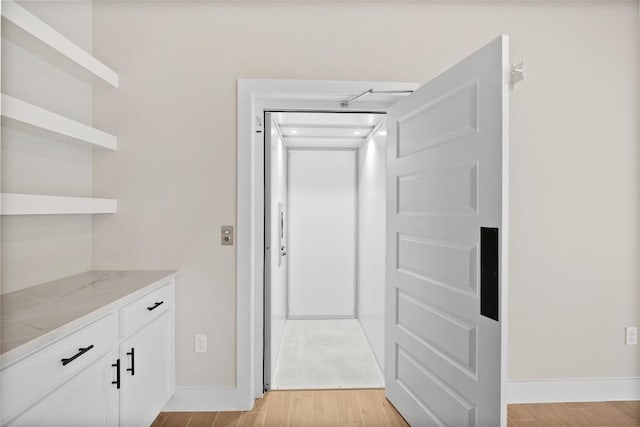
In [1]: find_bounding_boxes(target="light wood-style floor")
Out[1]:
[153,389,640,427]
[153,390,407,427]
[508,401,640,426]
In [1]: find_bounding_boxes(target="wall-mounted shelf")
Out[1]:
[1,193,117,215]
[1,94,117,150]
[0,0,118,88]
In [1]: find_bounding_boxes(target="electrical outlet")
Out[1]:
[195,334,208,353]
[625,327,638,345]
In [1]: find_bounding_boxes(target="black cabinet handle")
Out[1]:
[112,359,120,389]
[147,301,164,311]
[126,347,135,376]
[61,345,94,366]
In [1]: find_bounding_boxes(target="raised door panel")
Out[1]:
[8,351,119,426]
[119,311,172,427]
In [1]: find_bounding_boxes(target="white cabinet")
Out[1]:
[0,313,119,425]
[9,351,119,427]
[119,283,175,427]
[120,312,173,427]
[1,279,175,426]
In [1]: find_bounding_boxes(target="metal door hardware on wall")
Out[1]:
[221,225,234,245]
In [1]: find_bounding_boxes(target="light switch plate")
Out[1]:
[221,225,234,246]
[626,326,638,345]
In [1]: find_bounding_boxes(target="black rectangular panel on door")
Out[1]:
[480,227,499,321]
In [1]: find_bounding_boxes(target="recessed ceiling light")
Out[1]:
[354,131,362,135]
[291,130,297,134]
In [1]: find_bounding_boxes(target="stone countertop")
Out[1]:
[1,270,176,367]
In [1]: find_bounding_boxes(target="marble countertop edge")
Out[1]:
[1,270,177,369]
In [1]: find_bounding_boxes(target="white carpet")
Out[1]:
[271,319,384,390]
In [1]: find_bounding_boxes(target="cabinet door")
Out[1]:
[10,351,119,426]
[120,311,172,427]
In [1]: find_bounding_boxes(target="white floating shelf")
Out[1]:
[1,194,117,215]
[1,94,117,150]
[1,0,118,88]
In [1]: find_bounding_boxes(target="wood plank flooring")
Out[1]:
[153,389,640,427]
[509,401,640,426]
[153,389,407,427]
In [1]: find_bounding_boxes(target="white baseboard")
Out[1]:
[163,387,251,411]
[508,378,640,403]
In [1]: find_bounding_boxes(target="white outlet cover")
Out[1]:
[195,333,208,353]
[625,326,638,345]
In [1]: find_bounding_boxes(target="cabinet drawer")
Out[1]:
[0,313,118,424]
[8,351,119,427]
[121,283,172,338]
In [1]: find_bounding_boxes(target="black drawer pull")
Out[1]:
[61,345,94,366]
[126,347,135,376]
[112,359,120,389]
[147,301,164,311]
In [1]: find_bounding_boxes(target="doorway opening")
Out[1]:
[264,111,387,391]
[240,36,510,424]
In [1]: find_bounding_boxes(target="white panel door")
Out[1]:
[385,36,509,427]
[288,149,356,318]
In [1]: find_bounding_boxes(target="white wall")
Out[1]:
[92,1,639,387]
[268,124,287,377]
[287,149,356,318]
[357,127,387,370]
[1,1,94,294]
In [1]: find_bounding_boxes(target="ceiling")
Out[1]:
[271,112,385,149]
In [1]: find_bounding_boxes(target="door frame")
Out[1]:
[237,75,509,423]
[237,79,417,407]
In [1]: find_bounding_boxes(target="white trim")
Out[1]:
[163,387,244,412]
[508,378,640,403]
[237,79,416,409]
[271,383,385,391]
[499,34,511,427]
[287,315,357,320]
